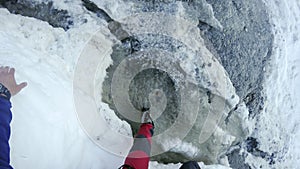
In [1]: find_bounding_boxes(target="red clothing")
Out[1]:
[123,123,153,169]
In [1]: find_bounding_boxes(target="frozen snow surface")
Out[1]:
[244,0,300,168]
[0,0,299,169]
[0,6,125,169]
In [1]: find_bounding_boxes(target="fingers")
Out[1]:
[18,82,27,90]
[4,66,9,73]
[8,68,15,75]
[0,66,7,73]
[0,66,14,74]
[0,66,27,96]
[13,82,27,96]
[0,66,10,74]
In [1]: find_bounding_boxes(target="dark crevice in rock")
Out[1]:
[0,0,73,30]
[121,37,141,53]
[224,102,239,125]
[243,88,265,119]
[206,91,212,104]
[81,0,113,22]
[227,137,278,168]
[245,137,276,165]
[81,0,140,49]
[198,20,213,32]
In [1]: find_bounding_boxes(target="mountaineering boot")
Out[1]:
[141,108,153,124]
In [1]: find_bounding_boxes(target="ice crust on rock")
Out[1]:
[100,1,252,165]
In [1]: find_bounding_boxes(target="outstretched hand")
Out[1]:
[0,66,27,96]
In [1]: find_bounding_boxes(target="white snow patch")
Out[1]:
[0,8,125,169]
[245,0,300,168]
[149,161,231,169]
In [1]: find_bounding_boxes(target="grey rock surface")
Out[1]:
[99,0,270,166]
[200,0,273,168]
[0,0,74,30]
[202,0,273,116]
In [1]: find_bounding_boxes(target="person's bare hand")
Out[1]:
[0,66,27,96]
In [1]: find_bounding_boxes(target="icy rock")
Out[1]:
[0,0,73,30]
[100,0,260,165]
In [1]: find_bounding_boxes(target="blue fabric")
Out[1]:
[0,97,13,169]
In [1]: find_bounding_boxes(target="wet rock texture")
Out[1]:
[198,0,273,168]
[0,0,274,168]
[202,0,273,118]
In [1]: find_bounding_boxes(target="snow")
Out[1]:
[0,8,125,169]
[244,0,300,168]
[0,0,300,168]
[149,161,231,169]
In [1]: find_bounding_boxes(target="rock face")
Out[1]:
[196,0,273,168]
[0,0,73,30]
[0,0,274,168]
[202,0,273,118]
[99,0,273,166]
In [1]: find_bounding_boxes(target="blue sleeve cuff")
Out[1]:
[0,96,13,169]
[0,97,12,123]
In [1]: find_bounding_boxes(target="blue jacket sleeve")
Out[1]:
[0,97,13,169]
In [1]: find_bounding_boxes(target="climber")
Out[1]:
[119,107,201,169]
[0,66,201,169]
[0,66,27,169]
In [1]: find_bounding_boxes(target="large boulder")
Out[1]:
[100,0,272,165]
